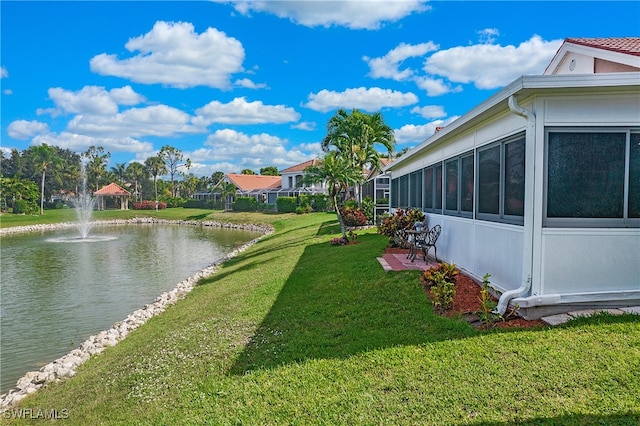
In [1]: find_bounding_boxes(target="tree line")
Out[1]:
[0,143,279,215]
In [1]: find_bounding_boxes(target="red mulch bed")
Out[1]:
[438,273,546,329]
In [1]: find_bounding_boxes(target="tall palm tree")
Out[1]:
[145,156,167,211]
[303,152,363,239]
[125,162,148,202]
[28,144,60,215]
[322,109,395,203]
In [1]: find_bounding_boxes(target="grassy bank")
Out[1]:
[3,211,639,425]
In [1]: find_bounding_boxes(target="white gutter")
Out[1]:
[495,95,536,315]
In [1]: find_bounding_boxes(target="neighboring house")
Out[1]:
[384,37,640,319]
[94,182,131,210]
[225,173,282,201]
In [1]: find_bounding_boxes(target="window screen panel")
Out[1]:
[504,138,525,216]
[630,133,640,218]
[424,167,433,209]
[461,155,474,213]
[478,145,500,214]
[547,132,625,218]
[445,160,458,211]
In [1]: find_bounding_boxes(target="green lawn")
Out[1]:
[2,210,639,425]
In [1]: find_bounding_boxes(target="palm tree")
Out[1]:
[83,146,110,192]
[322,109,395,203]
[145,156,167,211]
[27,144,60,215]
[303,152,363,239]
[125,162,148,202]
[110,163,127,185]
[218,181,237,212]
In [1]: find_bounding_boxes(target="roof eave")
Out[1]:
[385,72,640,172]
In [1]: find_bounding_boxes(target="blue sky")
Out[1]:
[2,1,639,177]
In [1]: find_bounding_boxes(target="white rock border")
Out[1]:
[0,218,273,410]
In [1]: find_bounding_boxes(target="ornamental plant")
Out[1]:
[378,208,425,238]
[477,273,503,329]
[340,206,368,226]
[133,200,167,210]
[422,262,459,313]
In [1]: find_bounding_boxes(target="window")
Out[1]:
[444,151,474,217]
[545,130,638,227]
[423,163,443,213]
[629,133,640,218]
[409,170,423,208]
[477,134,525,224]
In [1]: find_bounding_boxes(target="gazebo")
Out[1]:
[94,182,131,210]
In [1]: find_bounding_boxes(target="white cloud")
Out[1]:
[424,35,563,89]
[304,87,418,112]
[414,76,462,97]
[410,105,447,119]
[478,28,500,44]
[224,0,430,30]
[195,97,300,125]
[3,89,12,95]
[1,67,8,78]
[291,121,316,131]
[67,105,202,138]
[31,132,153,154]
[191,128,312,171]
[393,116,460,144]
[364,41,438,80]
[7,120,50,140]
[90,21,246,89]
[40,85,146,117]
[234,78,268,89]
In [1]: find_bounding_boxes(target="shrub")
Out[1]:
[133,200,167,210]
[330,236,349,246]
[161,197,186,208]
[422,263,459,313]
[477,273,502,329]
[361,197,374,223]
[309,194,328,211]
[340,206,368,226]
[422,262,459,287]
[378,208,425,238]
[276,196,297,213]
[234,196,258,212]
[183,199,207,208]
[295,205,313,214]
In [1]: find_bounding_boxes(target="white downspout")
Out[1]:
[495,95,536,315]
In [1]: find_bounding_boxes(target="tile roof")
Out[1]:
[280,159,319,173]
[226,173,282,191]
[565,37,640,57]
[94,182,130,195]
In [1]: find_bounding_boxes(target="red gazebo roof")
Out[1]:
[94,182,130,196]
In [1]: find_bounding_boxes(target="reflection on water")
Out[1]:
[0,224,260,394]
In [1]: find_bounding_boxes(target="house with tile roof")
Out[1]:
[94,182,131,210]
[384,37,640,319]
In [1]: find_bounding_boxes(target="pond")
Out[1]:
[0,223,262,394]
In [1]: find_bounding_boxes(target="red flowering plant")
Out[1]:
[133,200,167,210]
[339,206,368,226]
[378,209,425,237]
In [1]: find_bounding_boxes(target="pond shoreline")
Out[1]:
[0,218,273,410]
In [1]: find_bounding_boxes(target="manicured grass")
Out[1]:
[3,211,640,425]
[0,207,241,228]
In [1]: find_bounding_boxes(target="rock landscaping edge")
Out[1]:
[0,218,274,410]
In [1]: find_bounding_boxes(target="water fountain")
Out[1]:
[47,162,114,243]
[73,161,95,239]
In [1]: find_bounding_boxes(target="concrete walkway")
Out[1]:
[540,306,640,325]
